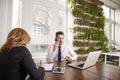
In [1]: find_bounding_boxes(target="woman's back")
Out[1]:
[0,46,29,80]
[0,46,45,80]
[0,28,45,80]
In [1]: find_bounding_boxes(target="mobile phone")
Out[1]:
[39,60,42,64]
[55,37,57,41]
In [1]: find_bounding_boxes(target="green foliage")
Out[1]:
[69,0,108,54]
[67,0,76,8]
[96,17,105,29]
[72,40,79,46]
[89,4,98,15]
[87,47,96,52]
[76,48,86,54]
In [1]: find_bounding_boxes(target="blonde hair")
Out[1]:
[0,28,31,53]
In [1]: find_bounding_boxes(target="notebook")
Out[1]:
[68,51,102,69]
[44,63,53,72]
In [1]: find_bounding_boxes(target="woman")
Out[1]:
[0,28,45,80]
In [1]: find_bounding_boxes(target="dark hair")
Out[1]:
[55,31,64,41]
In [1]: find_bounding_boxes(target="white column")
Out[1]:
[0,0,13,47]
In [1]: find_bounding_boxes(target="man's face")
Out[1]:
[56,34,64,45]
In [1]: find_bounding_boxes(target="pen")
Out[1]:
[66,56,70,59]
[40,60,42,65]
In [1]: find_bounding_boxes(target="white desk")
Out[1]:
[102,52,120,67]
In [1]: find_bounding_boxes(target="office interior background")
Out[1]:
[0,0,120,62]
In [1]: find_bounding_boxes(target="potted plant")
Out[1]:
[87,46,96,52]
[77,48,86,54]
[68,0,108,54]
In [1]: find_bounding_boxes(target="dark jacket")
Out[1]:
[0,46,45,80]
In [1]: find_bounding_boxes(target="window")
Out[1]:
[12,0,22,28]
[33,5,51,35]
[48,0,54,1]
[58,0,66,5]
[102,6,109,19]
[12,0,68,53]
[103,5,115,47]
[31,0,67,53]
[59,10,66,31]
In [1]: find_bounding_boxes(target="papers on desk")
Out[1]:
[52,67,65,73]
[44,63,53,72]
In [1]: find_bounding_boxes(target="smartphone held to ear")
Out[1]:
[55,37,57,41]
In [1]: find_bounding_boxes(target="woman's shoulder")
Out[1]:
[12,46,30,54]
[12,46,28,50]
[12,46,31,57]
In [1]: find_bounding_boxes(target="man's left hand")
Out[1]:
[66,56,72,64]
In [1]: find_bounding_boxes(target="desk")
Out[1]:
[44,62,120,80]
[102,52,120,67]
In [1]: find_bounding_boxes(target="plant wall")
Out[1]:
[68,0,108,54]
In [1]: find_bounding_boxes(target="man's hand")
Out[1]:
[53,41,60,51]
[66,56,72,64]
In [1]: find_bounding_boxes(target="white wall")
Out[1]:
[0,0,13,47]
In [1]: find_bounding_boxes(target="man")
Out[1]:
[46,31,77,63]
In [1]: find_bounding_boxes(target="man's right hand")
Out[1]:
[53,41,60,51]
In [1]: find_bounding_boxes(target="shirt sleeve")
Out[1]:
[46,45,58,62]
[20,46,45,80]
[68,45,77,60]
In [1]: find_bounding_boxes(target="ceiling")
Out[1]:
[100,0,120,8]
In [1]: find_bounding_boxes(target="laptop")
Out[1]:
[68,51,102,69]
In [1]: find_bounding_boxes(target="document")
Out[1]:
[44,63,53,72]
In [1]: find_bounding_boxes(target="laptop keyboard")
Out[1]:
[76,63,84,67]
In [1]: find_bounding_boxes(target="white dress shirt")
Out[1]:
[46,43,77,62]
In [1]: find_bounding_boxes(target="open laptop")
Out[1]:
[68,51,102,69]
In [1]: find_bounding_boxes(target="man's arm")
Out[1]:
[46,45,58,62]
[68,45,77,60]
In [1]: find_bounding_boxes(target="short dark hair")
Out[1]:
[56,31,64,37]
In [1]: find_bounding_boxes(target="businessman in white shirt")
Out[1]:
[46,31,77,63]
